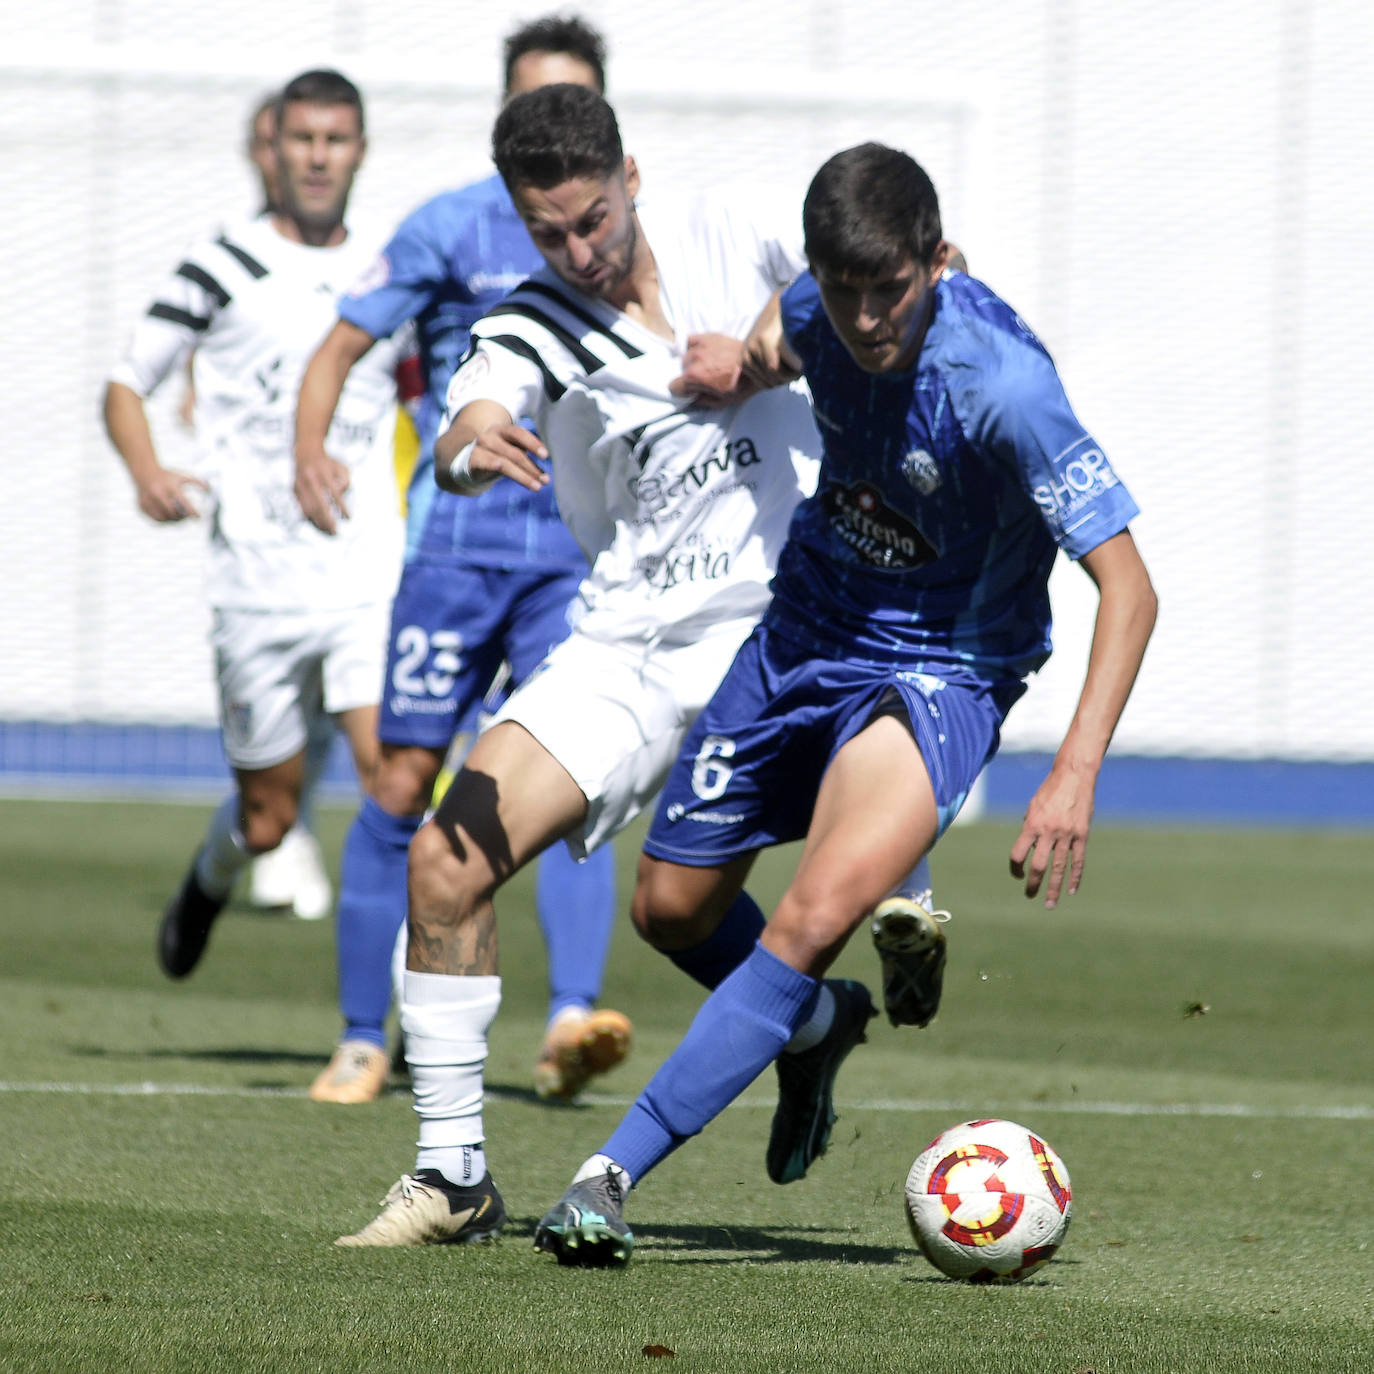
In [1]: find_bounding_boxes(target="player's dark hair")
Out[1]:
[493,84,623,192]
[804,143,942,279]
[275,69,365,134]
[504,13,608,94]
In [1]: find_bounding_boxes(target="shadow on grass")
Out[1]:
[501,1213,908,1266]
[72,1044,326,1067]
[486,1078,587,1108]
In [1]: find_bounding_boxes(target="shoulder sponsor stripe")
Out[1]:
[484,301,604,375]
[485,333,567,402]
[214,235,269,279]
[513,281,644,359]
[176,262,231,309]
[148,302,212,333]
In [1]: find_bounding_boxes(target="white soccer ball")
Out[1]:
[904,1118,1073,1283]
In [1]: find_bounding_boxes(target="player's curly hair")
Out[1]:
[274,69,365,133]
[504,13,607,94]
[493,84,623,192]
[804,143,942,279]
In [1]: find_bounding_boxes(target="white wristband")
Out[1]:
[446,439,499,494]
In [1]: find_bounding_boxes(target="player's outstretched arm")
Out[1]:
[435,400,548,496]
[740,289,803,391]
[1010,529,1157,908]
[103,381,209,523]
[294,318,378,535]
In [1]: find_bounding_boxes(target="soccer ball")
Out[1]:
[904,1118,1073,1283]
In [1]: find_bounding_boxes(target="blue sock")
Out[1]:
[601,943,819,1183]
[667,890,766,990]
[537,841,616,1021]
[336,797,422,1049]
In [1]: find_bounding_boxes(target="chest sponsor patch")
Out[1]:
[822,480,938,570]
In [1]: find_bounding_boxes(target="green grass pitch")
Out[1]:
[1,796,1370,1373]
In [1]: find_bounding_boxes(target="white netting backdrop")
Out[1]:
[1,0,1371,760]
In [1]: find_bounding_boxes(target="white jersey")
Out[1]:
[443,193,820,646]
[110,214,405,612]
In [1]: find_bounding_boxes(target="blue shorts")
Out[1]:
[379,555,582,750]
[643,622,1023,866]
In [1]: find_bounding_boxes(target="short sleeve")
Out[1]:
[442,337,546,431]
[108,245,223,396]
[957,340,1139,559]
[339,207,449,340]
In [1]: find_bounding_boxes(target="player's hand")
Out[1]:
[137,469,209,523]
[740,291,803,390]
[295,449,351,535]
[1008,763,1096,909]
[466,423,550,493]
[668,333,759,408]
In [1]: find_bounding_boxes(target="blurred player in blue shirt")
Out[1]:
[536,142,1157,1266]
[293,15,629,1106]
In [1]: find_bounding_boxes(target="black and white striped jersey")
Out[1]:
[443,194,820,645]
[110,214,405,612]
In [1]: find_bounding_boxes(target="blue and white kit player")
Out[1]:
[536,143,1156,1266]
[293,20,628,1105]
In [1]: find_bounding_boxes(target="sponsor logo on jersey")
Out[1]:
[467,270,528,294]
[388,694,457,717]
[327,418,379,449]
[1031,438,1119,527]
[225,699,253,741]
[630,435,761,517]
[258,483,307,530]
[822,480,938,570]
[638,543,732,593]
[664,802,746,826]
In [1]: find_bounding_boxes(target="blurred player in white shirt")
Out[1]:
[209,88,339,923]
[103,69,406,978]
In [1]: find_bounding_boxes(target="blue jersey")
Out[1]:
[774,271,1139,681]
[338,173,582,570]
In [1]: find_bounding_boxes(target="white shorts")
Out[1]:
[210,603,390,771]
[489,617,756,857]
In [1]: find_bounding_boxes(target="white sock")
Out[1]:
[545,1003,590,1035]
[420,1143,487,1187]
[783,982,835,1054]
[891,855,934,910]
[572,1152,633,1190]
[403,971,501,1179]
[195,795,251,897]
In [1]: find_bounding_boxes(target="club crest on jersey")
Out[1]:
[823,480,938,570]
[445,350,491,417]
[901,448,942,495]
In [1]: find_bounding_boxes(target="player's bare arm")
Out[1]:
[740,288,803,391]
[434,398,549,495]
[668,333,761,409]
[294,318,378,535]
[1010,529,1157,908]
[103,380,209,523]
